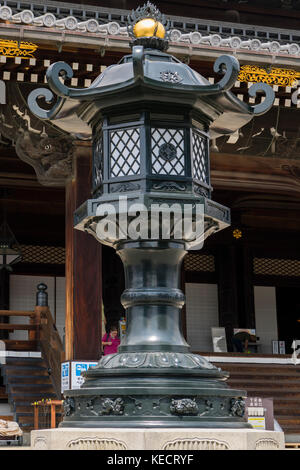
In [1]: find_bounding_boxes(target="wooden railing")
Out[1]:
[0,305,64,398]
[33,306,64,398]
[0,309,38,350]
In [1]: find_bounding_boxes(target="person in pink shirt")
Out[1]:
[102,326,120,356]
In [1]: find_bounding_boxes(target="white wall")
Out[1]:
[185,283,219,352]
[9,275,65,342]
[254,286,278,354]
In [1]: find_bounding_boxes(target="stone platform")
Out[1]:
[31,428,285,450]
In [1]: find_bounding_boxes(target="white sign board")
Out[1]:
[211,327,227,353]
[61,361,98,393]
[248,417,266,429]
[279,341,285,354]
[71,362,98,389]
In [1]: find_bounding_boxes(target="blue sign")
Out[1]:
[62,362,69,377]
[75,363,89,376]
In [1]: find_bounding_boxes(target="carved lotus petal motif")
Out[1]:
[95,352,217,370]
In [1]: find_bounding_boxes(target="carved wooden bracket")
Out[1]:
[15,129,74,187]
[0,82,75,187]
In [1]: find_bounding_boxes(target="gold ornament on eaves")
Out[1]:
[238,65,300,87]
[0,39,38,58]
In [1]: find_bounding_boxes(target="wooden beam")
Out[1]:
[211,153,300,197]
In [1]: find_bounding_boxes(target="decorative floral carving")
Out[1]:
[162,438,230,450]
[170,398,199,416]
[255,438,280,450]
[110,182,141,193]
[99,398,124,416]
[33,437,48,449]
[96,352,217,370]
[86,399,99,416]
[67,437,127,450]
[193,185,209,197]
[152,181,186,192]
[158,142,177,161]
[0,39,38,58]
[230,398,245,417]
[63,397,75,417]
[160,71,183,83]
[238,65,300,87]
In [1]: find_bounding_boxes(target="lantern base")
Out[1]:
[60,354,252,429]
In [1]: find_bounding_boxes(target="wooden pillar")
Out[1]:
[65,141,102,360]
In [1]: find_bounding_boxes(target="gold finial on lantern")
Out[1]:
[128,2,169,51]
[133,18,166,39]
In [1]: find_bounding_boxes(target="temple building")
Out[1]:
[0,0,299,439]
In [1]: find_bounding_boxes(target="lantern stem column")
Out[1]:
[117,240,189,353]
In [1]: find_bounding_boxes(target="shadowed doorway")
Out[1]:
[276,287,300,355]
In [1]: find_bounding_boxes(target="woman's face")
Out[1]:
[110,330,118,338]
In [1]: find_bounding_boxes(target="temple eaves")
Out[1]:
[0,1,299,67]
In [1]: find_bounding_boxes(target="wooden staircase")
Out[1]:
[0,306,64,431]
[1,357,57,430]
[212,359,300,435]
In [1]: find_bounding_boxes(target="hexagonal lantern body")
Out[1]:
[92,101,210,201]
[27,6,274,429]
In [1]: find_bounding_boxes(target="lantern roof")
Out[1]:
[28,6,274,139]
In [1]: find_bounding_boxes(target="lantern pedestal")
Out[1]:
[59,240,251,429]
[31,427,285,450]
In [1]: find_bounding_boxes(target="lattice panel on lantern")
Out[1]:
[253,257,300,277]
[151,128,185,176]
[93,134,103,193]
[184,254,215,272]
[110,128,141,178]
[192,131,208,183]
[18,245,65,264]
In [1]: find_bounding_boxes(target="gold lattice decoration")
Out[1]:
[18,245,65,265]
[0,39,38,58]
[238,65,300,87]
[253,257,300,277]
[184,254,215,272]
